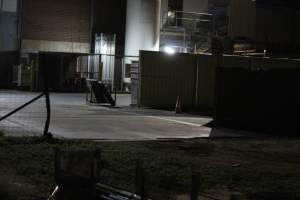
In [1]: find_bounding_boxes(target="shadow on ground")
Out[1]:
[205,119,300,137]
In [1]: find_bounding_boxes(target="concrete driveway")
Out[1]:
[0,91,257,139]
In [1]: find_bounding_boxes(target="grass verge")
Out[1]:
[0,136,300,199]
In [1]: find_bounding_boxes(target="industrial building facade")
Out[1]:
[21,0,91,53]
[1,0,300,91]
[4,0,126,91]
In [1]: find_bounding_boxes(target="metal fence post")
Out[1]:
[114,88,117,107]
[43,59,51,136]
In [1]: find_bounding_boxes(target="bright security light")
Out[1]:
[167,11,173,17]
[164,46,175,54]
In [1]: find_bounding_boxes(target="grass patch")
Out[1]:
[0,137,300,199]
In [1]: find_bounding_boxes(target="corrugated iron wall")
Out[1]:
[196,54,216,108]
[22,0,90,43]
[139,51,300,124]
[215,57,300,125]
[139,51,217,109]
[139,51,197,108]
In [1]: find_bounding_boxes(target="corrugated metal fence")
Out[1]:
[215,57,300,125]
[138,50,300,123]
[138,51,216,109]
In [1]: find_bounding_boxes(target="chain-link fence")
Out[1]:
[0,90,49,136]
[0,51,139,137]
[0,52,50,137]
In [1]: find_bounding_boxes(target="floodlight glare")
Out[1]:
[164,46,175,54]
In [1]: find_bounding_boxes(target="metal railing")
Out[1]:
[160,10,214,53]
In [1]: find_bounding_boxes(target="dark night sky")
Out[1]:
[93,0,127,48]
[255,0,300,7]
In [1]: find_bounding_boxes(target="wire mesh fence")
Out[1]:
[0,52,50,137]
[0,51,138,137]
[0,90,48,137]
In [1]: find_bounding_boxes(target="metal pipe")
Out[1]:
[175,10,213,16]
[47,186,59,200]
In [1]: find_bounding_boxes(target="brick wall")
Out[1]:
[22,0,91,43]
